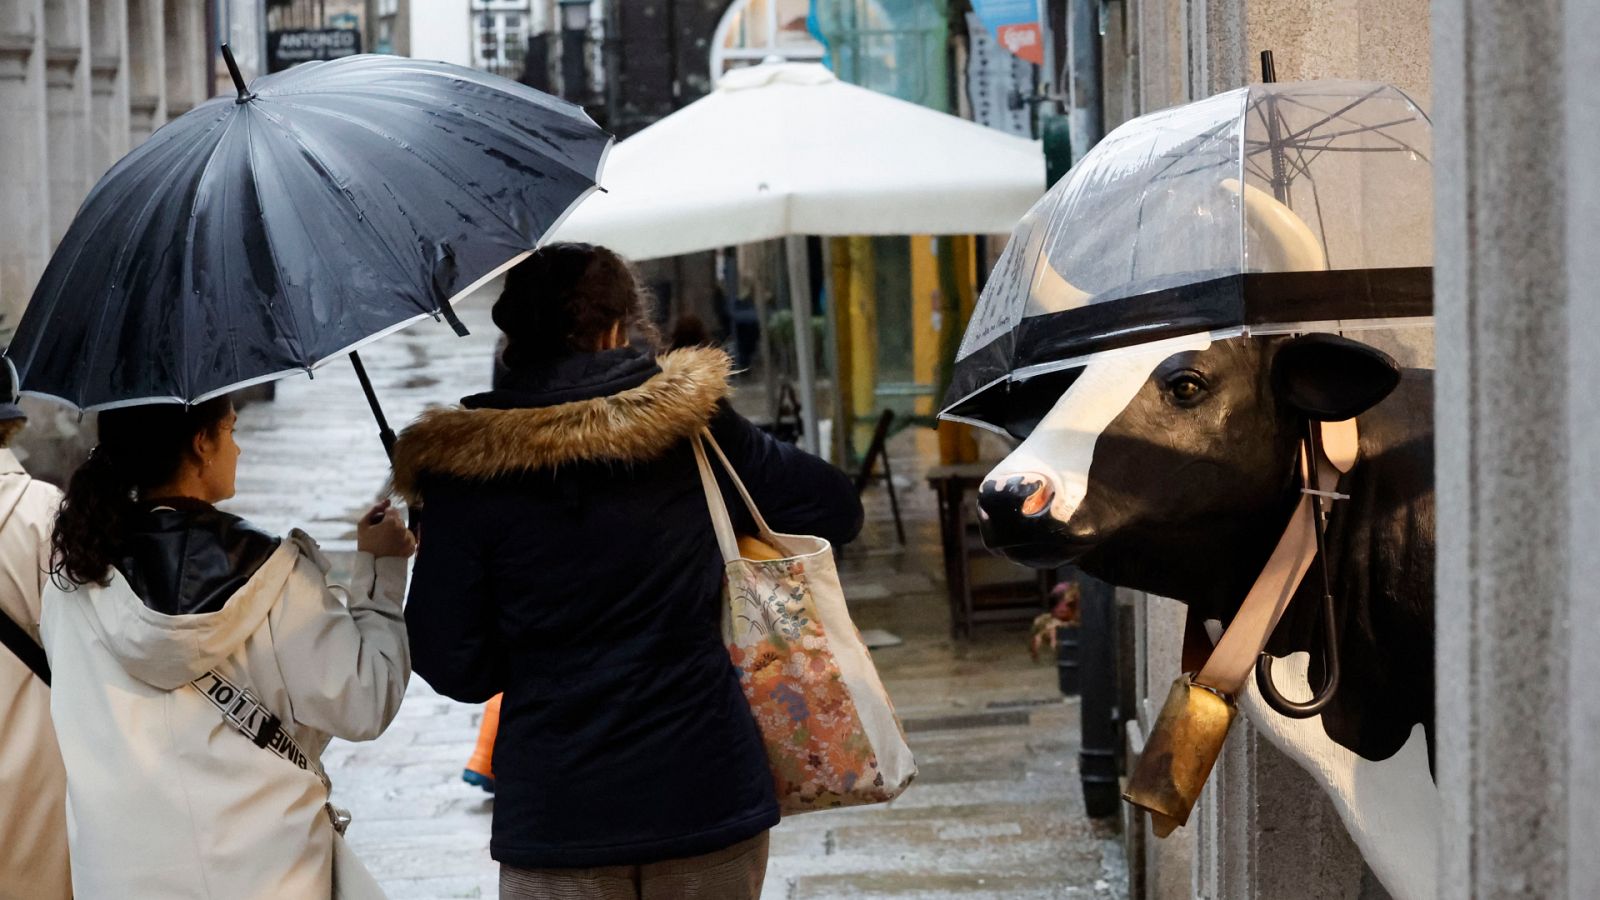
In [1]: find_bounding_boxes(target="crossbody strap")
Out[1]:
[190,668,331,793]
[690,428,778,563]
[0,609,48,684]
[0,481,47,684]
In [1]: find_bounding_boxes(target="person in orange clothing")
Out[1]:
[463,693,501,792]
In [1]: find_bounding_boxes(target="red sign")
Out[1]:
[996,23,1044,65]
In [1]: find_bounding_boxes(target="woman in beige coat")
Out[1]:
[41,396,415,898]
[0,401,68,900]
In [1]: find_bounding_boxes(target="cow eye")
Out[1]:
[1166,371,1208,405]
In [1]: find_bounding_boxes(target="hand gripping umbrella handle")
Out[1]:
[349,352,423,536]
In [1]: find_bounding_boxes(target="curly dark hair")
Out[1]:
[491,243,659,368]
[50,397,232,588]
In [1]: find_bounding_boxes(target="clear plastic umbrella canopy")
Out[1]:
[942,80,1433,433]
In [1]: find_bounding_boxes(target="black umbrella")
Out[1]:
[5,47,610,454]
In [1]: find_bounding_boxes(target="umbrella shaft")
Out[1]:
[349,351,397,460]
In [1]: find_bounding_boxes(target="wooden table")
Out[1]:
[926,463,1054,640]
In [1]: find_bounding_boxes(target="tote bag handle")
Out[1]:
[691,429,778,563]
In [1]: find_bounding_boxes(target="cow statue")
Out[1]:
[975,330,1436,900]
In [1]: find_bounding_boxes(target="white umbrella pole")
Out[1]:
[784,234,821,455]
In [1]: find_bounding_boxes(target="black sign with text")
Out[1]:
[267,28,362,73]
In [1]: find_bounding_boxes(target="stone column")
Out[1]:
[1567,6,1600,898]
[1134,0,1190,113]
[1125,590,1196,900]
[127,0,167,144]
[1432,0,1600,895]
[1195,0,1430,98]
[163,0,206,116]
[0,0,49,330]
[43,0,91,245]
[88,0,129,176]
[224,0,265,84]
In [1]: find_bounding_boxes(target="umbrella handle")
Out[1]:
[349,352,397,461]
[220,44,256,104]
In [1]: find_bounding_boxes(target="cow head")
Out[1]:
[976,332,1399,617]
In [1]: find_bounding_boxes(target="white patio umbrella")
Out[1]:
[555,61,1045,453]
[557,61,1045,259]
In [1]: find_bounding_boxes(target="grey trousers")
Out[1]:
[499,831,770,900]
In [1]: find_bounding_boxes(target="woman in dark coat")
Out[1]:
[393,243,863,899]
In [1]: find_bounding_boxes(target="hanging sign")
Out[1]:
[267,28,362,73]
[969,0,1043,65]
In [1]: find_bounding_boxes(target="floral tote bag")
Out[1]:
[692,429,917,815]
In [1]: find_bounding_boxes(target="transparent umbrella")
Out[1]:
[941,80,1433,434]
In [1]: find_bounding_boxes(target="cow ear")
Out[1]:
[1271,334,1401,421]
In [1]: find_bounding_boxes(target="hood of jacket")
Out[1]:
[391,346,732,504]
[117,501,283,617]
[71,517,312,691]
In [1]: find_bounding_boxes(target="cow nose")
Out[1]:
[978,473,1056,519]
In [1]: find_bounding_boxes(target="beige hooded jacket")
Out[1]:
[0,449,67,900]
[40,526,408,899]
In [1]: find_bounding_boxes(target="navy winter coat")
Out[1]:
[393,346,863,869]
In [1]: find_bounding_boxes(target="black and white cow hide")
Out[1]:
[975,333,1437,900]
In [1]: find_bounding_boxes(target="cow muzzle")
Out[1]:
[977,473,1083,566]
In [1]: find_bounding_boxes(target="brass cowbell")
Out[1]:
[1122,674,1238,836]
[1124,421,1356,837]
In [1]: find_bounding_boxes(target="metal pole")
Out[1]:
[785,234,820,455]
[1078,574,1121,818]
[1066,0,1104,162]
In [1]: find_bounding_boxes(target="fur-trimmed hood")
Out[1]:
[391,347,731,503]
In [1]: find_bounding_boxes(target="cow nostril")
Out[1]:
[1020,481,1054,517]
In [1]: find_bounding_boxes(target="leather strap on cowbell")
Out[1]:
[1192,418,1358,697]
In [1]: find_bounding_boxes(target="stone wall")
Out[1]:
[0,0,214,479]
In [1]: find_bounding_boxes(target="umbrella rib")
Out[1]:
[1140,121,1239,184]
[250,105,436,318]
[281,87,608,187]
[267,99,536,243]
[1306,157,1332,268]
[242,113,317,372]
[275,89,605,207]
[268,61,582,118]
[176,111,250,403]
[1270,85,1388,144]
[79,112,236,408]
[1245,116,1426,158]
[1265,92,1432,162]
